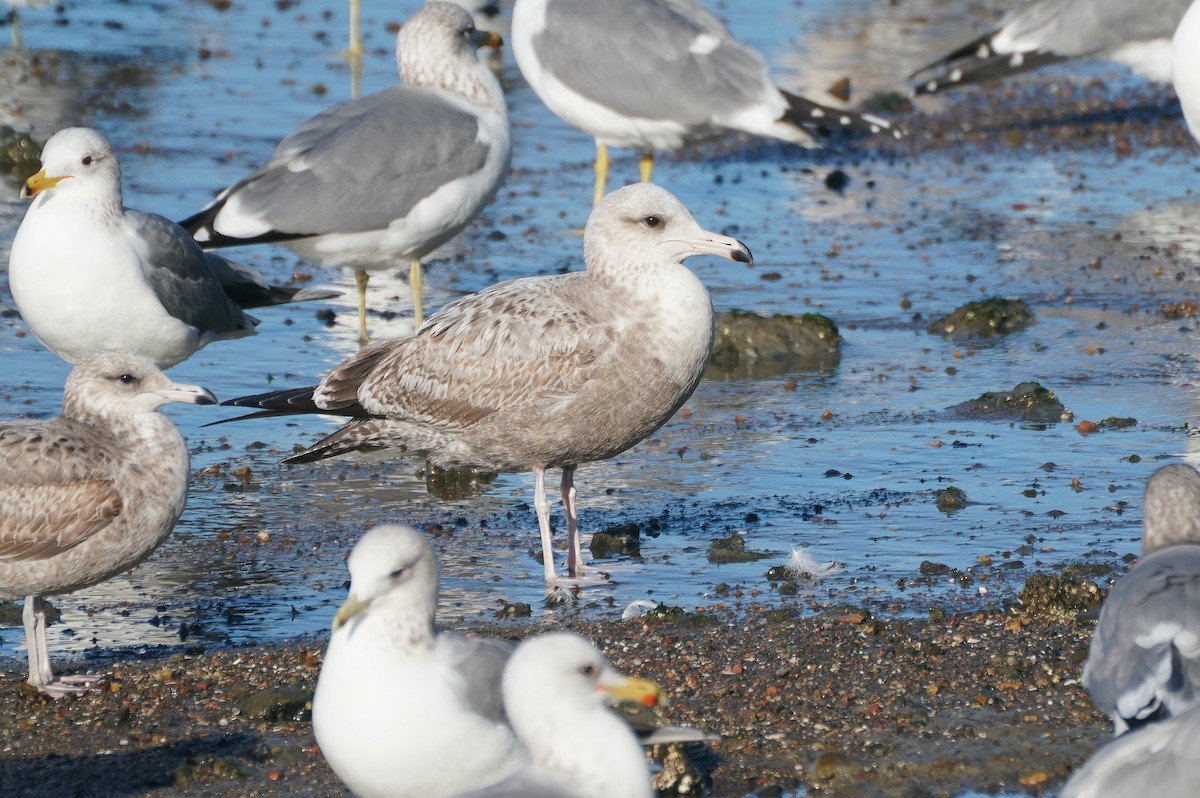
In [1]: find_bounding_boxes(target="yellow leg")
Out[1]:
[355,269,370,347]
[592,142,609,208]
[346,0,363,98]
[347,0,362,57]
[639,151,654,183]
[410,259,424,329]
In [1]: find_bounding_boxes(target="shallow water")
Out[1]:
[0,0,1195,676]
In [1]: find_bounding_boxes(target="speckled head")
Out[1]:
[583,183,753,276]
[1142,463,1200,554]
[397,2,503,104]
[62,350,217,422]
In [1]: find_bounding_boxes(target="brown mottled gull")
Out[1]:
[219,183,752,588]
[179,1,509,342]
[0,351,216,695]
[1083,463,1200,734]
[9,127,337,370]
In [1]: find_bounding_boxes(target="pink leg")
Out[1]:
[24,596,100,697]
[533,467,558,582]
[562,465,585,577]
[23,595,52,688]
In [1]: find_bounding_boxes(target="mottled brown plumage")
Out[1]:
[0,351,216,695]
[222,184,751,588]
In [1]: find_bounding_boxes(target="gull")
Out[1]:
[1173,0,1200,141]
[8,127,337,370]
[1083,463,1200,734]
[312,524,528,797]
[216,183,751,590]
[313,525,704,797]
[510,0,900,207]
[179,2,510,343]
[451,632,659,798]
[0,351,216,696]
[1059,704,1200,797]
[910,0,1191,96]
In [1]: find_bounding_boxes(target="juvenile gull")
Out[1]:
[0,351,216,695]
[1059,704,1200,797]
[910,0,1191,96]
[451,633,658,798]
[1083,463,1200,734]
[8,127,336,370]
[312,525,529,797]
[219,183,752,587]
[510,0,900,207]
[180,2,510,342]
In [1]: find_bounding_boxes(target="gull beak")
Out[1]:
[678,232,754,265]
[602,675,665,707]
[158,383,219,405]
[472,29,502,50]
[333,592,372,630]
[21,169,71,199]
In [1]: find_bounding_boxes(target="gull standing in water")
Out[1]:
[8,127,334,370]
[217,184,751,591]
[0,351,216,695]
[510,0,900,207]
[180,2,510,343]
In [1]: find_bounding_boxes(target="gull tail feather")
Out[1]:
[910,34,1067,95]
[780,90,903,140]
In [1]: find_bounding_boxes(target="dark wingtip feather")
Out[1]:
[910,33,1068,96]
[178,202,320,251]
[781,90,904,141]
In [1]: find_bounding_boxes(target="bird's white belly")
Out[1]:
[284,136,509,272]
[1109,38,1173,82]
[313,642,524,797]
[10,209,198,366]
[511,2,692,150]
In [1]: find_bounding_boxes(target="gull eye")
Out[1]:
[389,567,406,580]
[578,664,596,677]
[117,373,137,384]
[642,215,662,229]
[82,155,94,167]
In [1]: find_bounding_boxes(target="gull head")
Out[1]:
[333,525,440,632]
[22,127,122,203]
[503,632,662,716]
[1142,464,1200,554]
[583,184,753,274]
[398,2,503,100]
[62,350,218,422]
